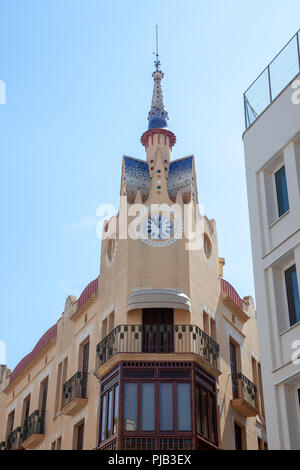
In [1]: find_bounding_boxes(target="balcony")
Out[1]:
[71,278,98,320]
[6,427,22,450]
[231,372,258,417]
[21,410,45,449]
[220,279,250,323]
[95,324,220,376]
[62,371,88,416]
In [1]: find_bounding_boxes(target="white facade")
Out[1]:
[243,74,300,449]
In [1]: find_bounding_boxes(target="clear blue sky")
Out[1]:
[1,0,300,370]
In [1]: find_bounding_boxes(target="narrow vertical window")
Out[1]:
[275,165,289,217]
[196,386,201,434]
[123,383,138,431]
[176,383,191,431]
[160,383,173,431]
[209,394,216,443]
[107,390,113,438]
[234,422,243,450]
[203,390,209,439]
[285,264,300,327]
[141,383,155,431]
[75,421,84,450]
[113,385,119,434]
[101,395,107,442]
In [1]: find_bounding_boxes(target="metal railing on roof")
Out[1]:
[244,29,300,129]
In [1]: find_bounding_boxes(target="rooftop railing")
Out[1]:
[96,324,219,370]
[244,29,300,129]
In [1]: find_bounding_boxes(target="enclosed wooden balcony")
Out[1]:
[231,373,258,417]
[21,410,45,449]
[95,324,220,377]
[6,427,22,450]
[62,371,88,416]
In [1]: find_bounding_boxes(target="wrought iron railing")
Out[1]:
[96,324,219,370]
[244,29,300,129]
[6,426,21,450]
[232,372,257,409]
[62,371,88,409]
[21,410,46,443]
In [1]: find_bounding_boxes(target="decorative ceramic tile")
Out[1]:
[168,156,193,202]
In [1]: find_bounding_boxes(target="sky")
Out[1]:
[1,0,300,370]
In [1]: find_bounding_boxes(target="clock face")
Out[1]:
[147,214,174,240]
[137,206,182,247]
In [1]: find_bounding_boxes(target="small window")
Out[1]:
[160,383,173,431]
[176,383,191,431]
[123,383,138,431]
[275,166,289,218]
[141,383,155,431]
[74,421,84,450]
[285,264,300,327]
[203,234,212,259]
[234,422,243,450]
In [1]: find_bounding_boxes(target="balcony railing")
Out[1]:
[62,371,88,410]
[21,410,45,444]
[6,427,21,450]
[232,372,257,408]
[96,324,219,370]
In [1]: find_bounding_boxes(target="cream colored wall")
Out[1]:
[0,135,266,450]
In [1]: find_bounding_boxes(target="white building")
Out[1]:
[243,30,300,449]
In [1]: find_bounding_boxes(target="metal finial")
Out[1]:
[153,23,161,70]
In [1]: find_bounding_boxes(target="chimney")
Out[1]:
[219,257,225,277]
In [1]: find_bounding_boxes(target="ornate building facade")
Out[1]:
[0,62,267,451]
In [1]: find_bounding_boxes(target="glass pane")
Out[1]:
[209,394,216,443]
[285,264,300,326]
[141,383,155,431]
[107,390,113,438]
[160,383,173,431]
[196,386,201,434]
[177,383,191,431]
[113,385,119,434]
[275,166,289,217]
[100,395,107,442]
[203,390,209,439]
[123,383,138,431]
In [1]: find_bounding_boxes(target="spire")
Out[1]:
[148,70,169,130]
[141,26,176,150]
[147,25,169,131]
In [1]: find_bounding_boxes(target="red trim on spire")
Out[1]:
[141,128,176,149]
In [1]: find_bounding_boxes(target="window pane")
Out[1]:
[113,385,119,434]
[177,383,191,431]
[123,383,138,431]
[209,394,216,443]
[100,395,107,442]
[160,383,173,431]
[107,390,113,438]
[141,383,155,431]
[196,386,201,434]
[203,390,209,439]
[285,265,300,326]
[234,423,243,450]
[275,166,289,217]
